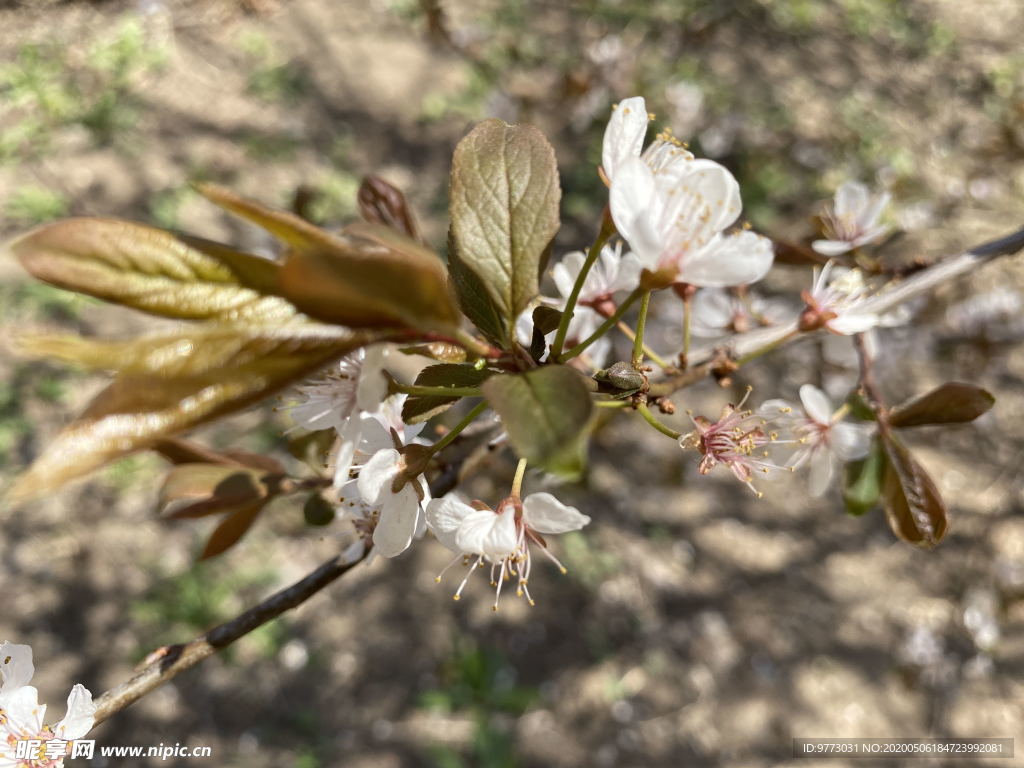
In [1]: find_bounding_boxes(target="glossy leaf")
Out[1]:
[482,365,593,478]
[529,305,562,361]
[449,119,561,336]
[879,433,948,547]
[198,184,460,332]
[15,324,371,378]
[888,382,995,428]
[842,438,885,516]
[153,438,285,474]
[8,218,297,322]
[401,363,494,425]
[7,329,377,502]
[398,342,468,364]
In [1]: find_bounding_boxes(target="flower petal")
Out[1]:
[678,158,742,232]
[827,312,879,335]
[807,450,835,497]
[55,684,95,740]
[425,495,476,552]
[830,422,872,461]
[356,344,389,412]
[356,448,401,505]
[332,417,365,489]
[522,492,591,534]
[601,96,648,182]
[677,231,774,288]
[834,181,869,219]
[1,684,45,735]
[0,642,34,694]
[455,508,518,559]
[372,485,420,557]
[552,251,585,300]
[811,239,853,257]
[609,157,663,268]
[798,384,833,425]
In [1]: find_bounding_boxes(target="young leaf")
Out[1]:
[879,433,948,547]
[401,363,494,425]
[887,382,995,428]
[449,119,561,336]
[159,464,270,519]
[279,221,461,332]
[482,365,593,478]
[198,184,461,332]
[200,502,266,559]
[7,218,297,322]
[153,437,285,474]
[14,324,373,378]
[7,329,378,503]
[842,438,885,516]
[398,342,468,364]
[357,175,422,243]
[529,305,562,361]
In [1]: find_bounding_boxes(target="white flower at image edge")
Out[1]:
[812,181,890,257]
[1,642,95,767]
[425,492,591,608]
[760,385,873,496]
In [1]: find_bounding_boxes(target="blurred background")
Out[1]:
[1,0,1023,765]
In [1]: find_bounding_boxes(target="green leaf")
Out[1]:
[402,363,494,425]
[842,438,885,516]
[888,382,995,428]
[879,433,948,547]
[7,328,378,503]
[449,119,561,337]
[447,229,509,347]
[197,184,461,332]
[482,365,593,478]
[7,218,298,322]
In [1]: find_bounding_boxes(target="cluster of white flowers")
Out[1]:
[0,642,94,767]
[281,95,906,608]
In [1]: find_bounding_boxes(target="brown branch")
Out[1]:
[92,550,367,726]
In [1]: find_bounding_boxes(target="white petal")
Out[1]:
[827,312,879,335]
[834,181,869,219]
[609,157,663,268]
[331,418,364,489]
[1,684,45,735]
[608,250,643,294]
[677,158,742,232]
[55,684,95,740]
[522,493,591,534]
[425,495,476,552]
[758,398,798,422]
[372,485,420,557]
[455,508,518,559]
[356,345,389,412]
[830,422,872,460]
[357,413,394,456]
[514,307,535,347]
[552,251,586,300]
[811,239,854,257]
[798,384,833,424]
[0,642,34,694]
[356,449,401,504]
[857,190,890,230]
[807,450,835,497]
[601,96,648,182]
[341,538,367,565]
[678,231,774,288]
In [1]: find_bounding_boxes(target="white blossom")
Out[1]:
[0,642,95,768]
[688,288,786,338]
[760,385,873,496]
[425,492,590,609]
[287,346,390,487]
[601,95,695,182]
[801,262,881,335]
[812,181,890,256]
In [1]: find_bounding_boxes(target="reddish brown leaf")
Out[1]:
[200,501,266,559]
[880,434,949,547]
